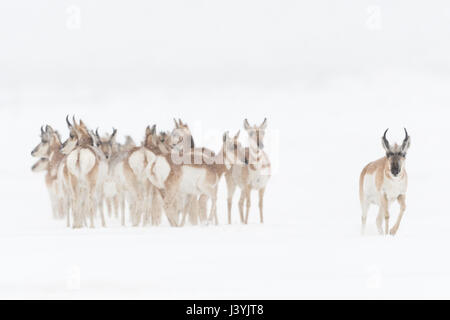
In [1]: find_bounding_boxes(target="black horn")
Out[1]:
[382,128,390,150]
[401,128,410,150]
[66,115,72,128]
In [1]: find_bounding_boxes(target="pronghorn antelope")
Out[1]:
[227,119,271,224]
[359,129,411,236]
[165,119,220,226]
[112,125,174,226]
[60,117,108,228]
[31,125,70,222]
[32,116,271,229]
[31,157,49,173]
[220,130,246,224]
[95,128,123,218]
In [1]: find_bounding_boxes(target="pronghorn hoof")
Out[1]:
[389,228,397,236]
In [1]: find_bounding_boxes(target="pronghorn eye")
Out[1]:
[387,152,394,157]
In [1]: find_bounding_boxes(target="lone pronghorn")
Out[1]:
[359,129,411,236]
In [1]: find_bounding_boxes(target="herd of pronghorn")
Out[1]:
[31,117,271,228]
[31,113,411,236]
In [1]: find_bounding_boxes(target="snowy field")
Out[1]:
[2,1,450,299]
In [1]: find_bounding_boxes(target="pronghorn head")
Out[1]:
[95,128,118,159]
[31,157,49,173]
[169,118,194,151]
[31,125,61,158]
[222,130,242,169]
[244,118,267,150]
[61,116,93,154]
[144,124,158,148]
[381,128,411,177]
[157,131,171,155]
[122,135,136,151]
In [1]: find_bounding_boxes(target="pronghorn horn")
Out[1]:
[223,131,229,142]
[401,128,410,150]
[244,119,250,130]
[45,125,53,133]
[173,118,179,128]
[151,124,156,134]
[235,130,240,138]
[382,128,390,150]
[95,128,100,138]
[72,115,77,127]
[66,115,72,128]
[178,118,183,126]
[260,118,267,129]
[111,128,117,138]
[41,126,45,135]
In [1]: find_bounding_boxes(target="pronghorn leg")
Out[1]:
[88,194,95,228]
[381,194,389,236]
[258,187,265,224]
[207,195,217,225]
[113,196,119,218]
[198,195,208,224]
[151,189,162,226]
[226,175,236,224]
[244,188,251,224]
[390,195,406,236]
[98,198,106,227]
[188,196,199,226]
[189,196,199,226]
[213,197,218,225]
[106,198,112,218]
[238,190,246,224]
[360,199,369,235]
[180,195,192,227]
[120,195,126,226]
[376,208,384,235]
[66,203,71,228]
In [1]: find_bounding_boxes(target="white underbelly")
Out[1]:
[179,166,205,195]
[248,169,270,190]
[363,172,406,205]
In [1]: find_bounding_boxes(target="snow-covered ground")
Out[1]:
[2,1,450,299]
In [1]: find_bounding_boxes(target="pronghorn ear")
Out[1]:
[244,119,250,130]
[79,120,87,130]
[234,130,240,139]
[145,125,152,136]
[111,128,118,140]
[223,131,229,142]
[173,118,179,128]
[45,125,53,133]
[260,118,267,130]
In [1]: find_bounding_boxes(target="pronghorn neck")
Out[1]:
[248,141,264,169]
